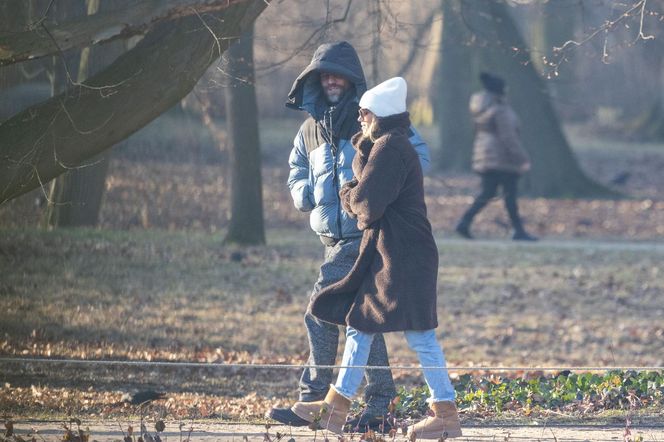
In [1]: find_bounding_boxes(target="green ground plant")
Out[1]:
[396,371,664,419]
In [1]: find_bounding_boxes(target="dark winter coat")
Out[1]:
[470,90,530,174]
[286,41,430,241]
[309,112,439,333]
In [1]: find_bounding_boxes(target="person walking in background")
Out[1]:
[266,41,431,432]
[288,77,462,439]
[455,72,537,241]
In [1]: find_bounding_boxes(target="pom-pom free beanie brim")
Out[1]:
[359,77,407,117]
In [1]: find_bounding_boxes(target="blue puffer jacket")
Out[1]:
[286,41,431,240]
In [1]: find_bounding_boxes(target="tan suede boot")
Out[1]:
[291,388,351,435]
[407,401,462,440]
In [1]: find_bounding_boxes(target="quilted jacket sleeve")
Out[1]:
[287,129,315,212]
[408,125,431,174]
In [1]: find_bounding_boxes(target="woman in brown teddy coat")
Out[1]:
[287,77,462,439]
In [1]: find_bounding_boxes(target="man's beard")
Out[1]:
[324,88,344,104]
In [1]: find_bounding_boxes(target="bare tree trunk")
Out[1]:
[627,40,664,141]
[370,0,381,86]
[466,0,615,198]
[0,0,267,204]
[437,0,474,171]
[44,0,111,229]
[223,25,265,245]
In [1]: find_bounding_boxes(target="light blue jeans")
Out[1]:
[333,327,456,403]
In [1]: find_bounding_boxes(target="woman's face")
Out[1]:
[358,108,375,135]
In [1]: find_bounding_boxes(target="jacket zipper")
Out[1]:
[333,156,343,240]
[324,107,344,241]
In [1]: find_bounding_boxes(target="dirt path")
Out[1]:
[440,237,664,253]
[10,420,664,442]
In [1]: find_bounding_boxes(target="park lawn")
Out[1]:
[1,228,663,423]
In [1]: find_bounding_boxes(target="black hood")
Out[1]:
[286,41,367,119]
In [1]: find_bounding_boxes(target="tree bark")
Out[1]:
[44,0,111,229]
[0,0,256,67]
[437,0,474,171]
[223,25,265,245]
[0,0,267,204]
[627,40,664,141]
[465,0,615,198]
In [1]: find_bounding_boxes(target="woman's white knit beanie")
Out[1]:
[359,77,407,118]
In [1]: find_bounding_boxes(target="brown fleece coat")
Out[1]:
[309,112,439,333]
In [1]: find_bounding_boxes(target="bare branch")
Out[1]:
[553,0,656,68]
[256,0,353,73]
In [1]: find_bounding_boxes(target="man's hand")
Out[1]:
[519,161,531,173]
[340,179,359,217]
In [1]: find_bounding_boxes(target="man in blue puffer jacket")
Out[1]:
[267,41,431,432]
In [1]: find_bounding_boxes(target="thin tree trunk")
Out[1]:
[45,0,110,229]
[627,40,664,141]
[437,0,474,171]
[223,25,265,245]
[370,0,381,86]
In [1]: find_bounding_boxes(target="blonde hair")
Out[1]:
[362,117,379,143]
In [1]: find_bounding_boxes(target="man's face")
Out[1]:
[320,72,349,104]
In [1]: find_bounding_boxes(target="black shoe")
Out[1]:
[455,222,473,239]
[512,231,538,241]
[345,413,393,434]
[265,407,310,427]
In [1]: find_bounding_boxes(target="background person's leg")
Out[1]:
[500,172,524,233]
[500,172,537,240]
[456,171,500,238]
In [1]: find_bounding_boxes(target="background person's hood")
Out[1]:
[469,90,500,124]
[286,41,367,119]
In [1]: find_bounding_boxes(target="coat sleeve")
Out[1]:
[408,125,431,174]
[339,179,358,218]
[346,139,406,230]
[494,106,529,166]
[287,129,315,212]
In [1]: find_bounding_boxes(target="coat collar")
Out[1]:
[351,112,411,156]
[372,112,411,138]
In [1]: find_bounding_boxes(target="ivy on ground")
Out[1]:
[395,370,664,418]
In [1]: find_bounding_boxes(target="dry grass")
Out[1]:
[1,117,664,421]
[1,228,663,420]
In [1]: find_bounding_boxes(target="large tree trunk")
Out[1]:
[44,0,111,229]
[465,0,615,198]
[0,0,267,204]
[437,0,474,171]
[528,1,580,119]
[223,25,265,245]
